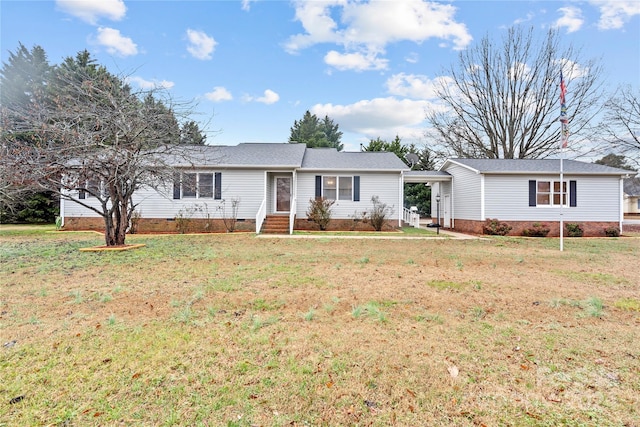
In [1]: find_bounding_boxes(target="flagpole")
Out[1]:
[560,155,564,252]
[559,70,568,252]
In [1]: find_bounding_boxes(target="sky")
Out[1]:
[1,0,639,152]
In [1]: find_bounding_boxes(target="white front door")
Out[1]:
[275,176,291,213]
[443,194,451,228]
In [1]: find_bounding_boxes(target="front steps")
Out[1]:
[261,215,290,234]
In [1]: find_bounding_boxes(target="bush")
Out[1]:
[307,197,334,230]
[604,226,620,237]
[522,222,550,237]
[565,222,583,237]
[369,196,394,231]
[483,218,512,236]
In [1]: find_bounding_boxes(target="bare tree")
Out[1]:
[600,85,640,167]
[1,53,193,246]
[427,26,604,159]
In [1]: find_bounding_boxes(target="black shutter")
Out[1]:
[173,173,181,199]
[528,180,537,206]
[569,180,577,207]
[315,175,322,199]
[214,172,222,200]
[353,176,360,201]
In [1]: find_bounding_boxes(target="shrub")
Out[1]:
[604,226,620,237]
[349,210,368,231]
[483,218,512,236]
[369,196,394,231]
[307,197,334,230]
[219,198,240,232]
[565,222,583,237]
[522,222,550,237]
[128,209,142,234]
[175,206,197,234]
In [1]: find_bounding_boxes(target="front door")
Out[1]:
[443,194,451,228]
[276,176,291,212]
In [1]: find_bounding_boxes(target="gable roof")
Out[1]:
[624,177,640,196]
[442,158,633,176]
[168,143,408,171]
[301,147,408,171]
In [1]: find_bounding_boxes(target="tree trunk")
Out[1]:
[103,185,129,246]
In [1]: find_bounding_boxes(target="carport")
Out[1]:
[403,170,453,229]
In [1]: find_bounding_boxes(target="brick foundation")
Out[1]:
[451,219,622,237]
[64,216,399,233]
[63,217,256,234]
[295,218,399,232]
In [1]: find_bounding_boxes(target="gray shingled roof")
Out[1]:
[301,148,409,171]
[168,143,408,171]
[169,143,307,168]
[624,177,640,196]
[444,158,633,176]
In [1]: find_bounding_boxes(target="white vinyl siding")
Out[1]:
[296,171,401,220]
[445,164,482,220]
[484,175,621,222]
[64,169,266,220]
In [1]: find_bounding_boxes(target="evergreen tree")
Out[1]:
[289,110,343,150]
[180,120,207,145]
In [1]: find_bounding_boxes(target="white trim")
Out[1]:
[273,174,292,213]
[480,174,485,220]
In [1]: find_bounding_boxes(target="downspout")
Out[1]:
[620,177,624,233]
[399,172,404,227]
[480,174,485,221]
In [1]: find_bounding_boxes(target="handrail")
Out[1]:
[289,197,296,234]
[403,207,411,224]
[403,207,420,227]
[256,198,266,234]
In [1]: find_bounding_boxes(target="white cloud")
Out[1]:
[94,27,138,56]
[241,0,258,11]
[324,50,388,71]
[255,89,280,104]
[285,0,472,71]
[590,0,640,30]
[405,52,419,64]
[311,97,433,139]
[554,6,584,33]
[386,73,449,99]
[127,76,174,90]
[56,0,126,24]
[186,29,217,60]
[205,86,233,102]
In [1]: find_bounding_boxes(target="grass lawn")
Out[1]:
[1,226,639,426]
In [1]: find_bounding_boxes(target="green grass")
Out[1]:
[1,226,638,426]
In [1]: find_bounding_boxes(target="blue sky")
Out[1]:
[2,0,639,151]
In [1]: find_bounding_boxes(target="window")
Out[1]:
[536,180,567,206]
[637,199,640,210]
[173,172,221,200]
[529,180,576,207]
[323,176,337,200]
[338,176,352,200]
[182,173,197,198]
[199,173,214,198]
[317,175,359,201]
[78,177,102,199]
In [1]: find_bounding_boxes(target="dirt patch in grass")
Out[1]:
[1,229,639,426]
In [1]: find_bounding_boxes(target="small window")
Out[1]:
[536,180,567,207]
[553,181,567,206]
[637,199,640,210]
[537,181,551,205]
[323,176,337,200]
[199,173,213,198]
[338,176,352,200]
[182,173,197,198]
